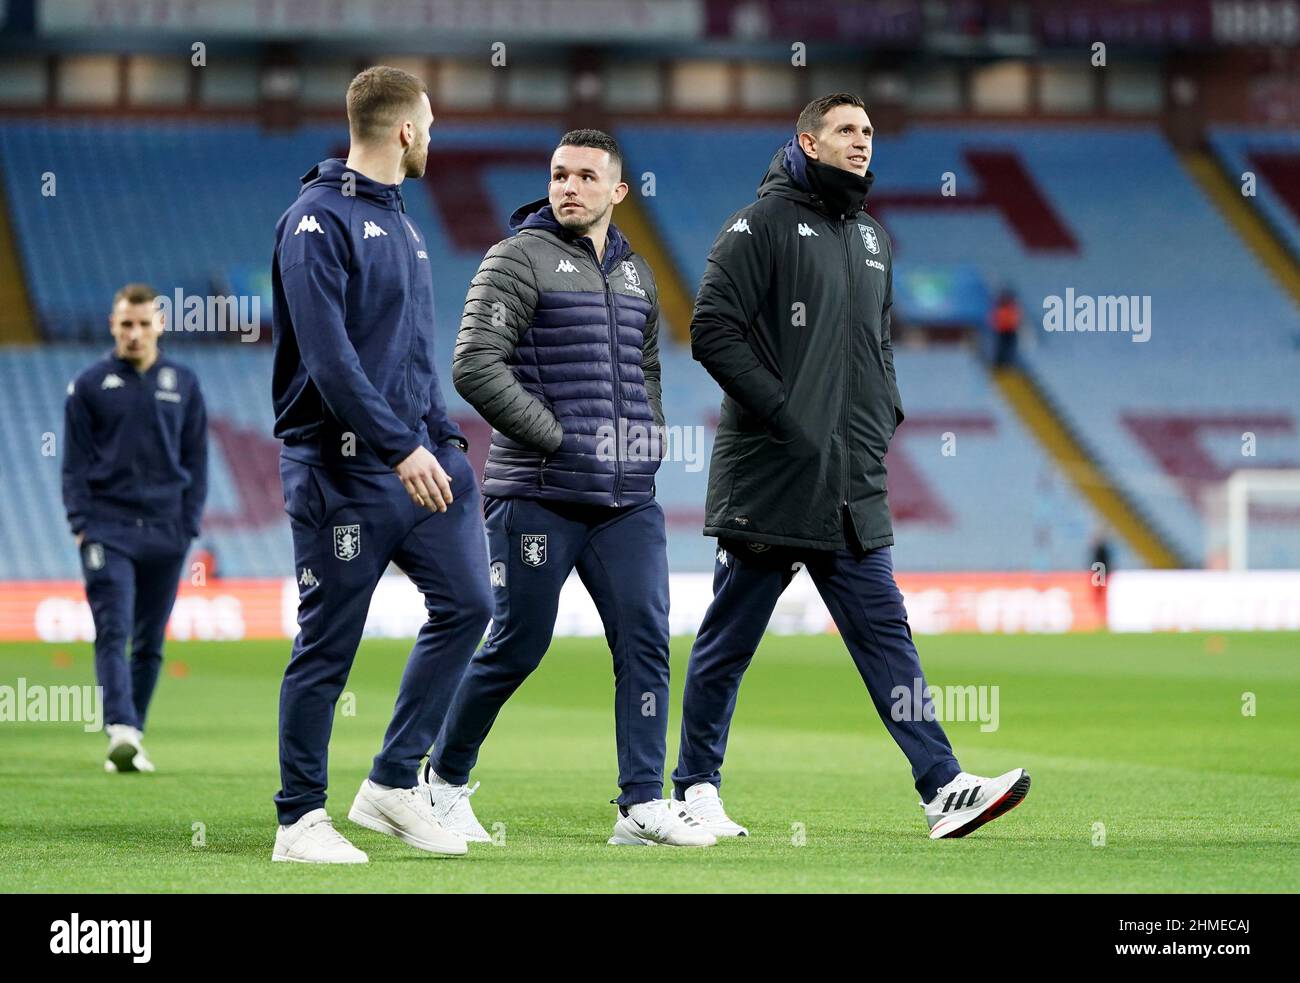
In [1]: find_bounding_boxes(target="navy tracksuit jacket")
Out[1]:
[62,352,207,731]
[271,158,492,824]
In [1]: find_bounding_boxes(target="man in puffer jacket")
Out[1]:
[422,130,714,848]
[672,94,1031,842]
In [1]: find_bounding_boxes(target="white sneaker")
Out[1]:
[608,799,717,847]
[104,724,155,773]
[682,783,749,837]
[272,809,368,864]
[420,763,491,843]
[348,779,467,856]
[925,768,1031,840]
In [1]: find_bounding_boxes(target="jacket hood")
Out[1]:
[758,137,875,217]
[509,195,632,268]
[299,158,405,211]
[756,141,809,203]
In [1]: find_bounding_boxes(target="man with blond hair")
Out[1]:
[269,66,491,864]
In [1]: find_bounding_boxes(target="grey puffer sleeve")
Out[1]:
[452,237,564,454]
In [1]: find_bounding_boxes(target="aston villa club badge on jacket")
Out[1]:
[858,224,880,254]
[621,260,646,297]
[333,524,361,561]
[521,534,547,567]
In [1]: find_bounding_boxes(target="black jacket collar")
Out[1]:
[757,137,874,221]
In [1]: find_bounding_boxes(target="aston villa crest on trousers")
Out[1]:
[333,524,361,561]
[521,534,547,567]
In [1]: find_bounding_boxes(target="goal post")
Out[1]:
[1204,469,1300,571]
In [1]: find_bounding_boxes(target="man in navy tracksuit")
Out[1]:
[62,282,208,774]
[269,67,491,864]
[420,130,714,848]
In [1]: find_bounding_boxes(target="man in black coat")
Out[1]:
[673,94,1030,840]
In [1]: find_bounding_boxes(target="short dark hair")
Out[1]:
[347,65,427,143]
[557,128,622,174]
[796,92,867,137]
[112,283,158,307]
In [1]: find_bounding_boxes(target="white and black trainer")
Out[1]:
[925,768,1031,839]
[681,782,749,837]
[419,762,491,843]
[608,798,717,847]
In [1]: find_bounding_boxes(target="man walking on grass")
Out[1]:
[421,129,714,848]
[63,282,208,775]
[674,94,1031,840]
[269,66,492,864]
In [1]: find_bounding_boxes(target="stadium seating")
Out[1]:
[0,119,564,339]
[0,343,288,579]
[622,123,1300,565]
[0,339,1130,578]
[4,119,1296,575]
[1211,127,1300,262]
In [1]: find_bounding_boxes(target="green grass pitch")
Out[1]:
[1,631,1296,893]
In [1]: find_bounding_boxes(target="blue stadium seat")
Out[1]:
[5,120,1293,574]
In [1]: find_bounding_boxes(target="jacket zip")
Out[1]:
[396,192,419,420]
[581,238,624,507]
[605,271,624,507]
[135,366,149,514]
[837,218,853,518]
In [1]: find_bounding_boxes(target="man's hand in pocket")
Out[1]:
[768,404,820,460]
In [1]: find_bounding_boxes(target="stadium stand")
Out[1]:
[4,119,1295,575]
[1211,127,1300,263]
[0,339,1131,579]
[623,123,1300,566]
